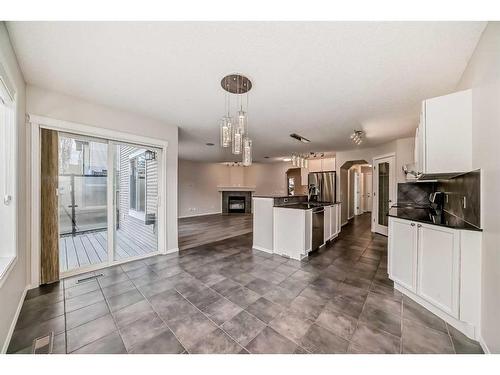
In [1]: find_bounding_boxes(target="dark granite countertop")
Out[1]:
[274,202,341,210]
[388,206,482,232]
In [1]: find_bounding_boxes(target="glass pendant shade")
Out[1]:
[242,137,252,166]
[237,110,247,135]
[220,116,232,148]
[291,155,297,167]
[304,158,309,169]
[232,126,243,155]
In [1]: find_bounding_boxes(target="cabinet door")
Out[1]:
[331,204,338,236]
[322,158,335,171]
[388,218,417,292]
[417,223,460,318]
[308,159,322,173]
[324,206,331,242]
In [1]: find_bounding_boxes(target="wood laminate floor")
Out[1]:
[178,214,253,251]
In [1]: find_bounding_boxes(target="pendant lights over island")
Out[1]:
[219,74,253,166]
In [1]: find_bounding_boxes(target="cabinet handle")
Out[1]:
[417,224,422,228]
[410,223,415,226]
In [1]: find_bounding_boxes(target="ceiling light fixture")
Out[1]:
[290,153,309,169]
[290,133,311,143]
[220,74,253,166]
[350,130,364,145]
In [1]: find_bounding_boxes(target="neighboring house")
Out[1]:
[117,145,158,249]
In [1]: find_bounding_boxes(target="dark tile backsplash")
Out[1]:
[437,170,481,228]
[273,195,308,206]
[397,182,437,206]
[397,170,481,228]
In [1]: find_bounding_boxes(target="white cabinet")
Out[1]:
[330,204,338,237]
[388,218,418,293]
[308,158,335,173]
[416,89,472,175]
[273,207,312,260]
[417,223,460,318]
[388,216,481,338]
[323,204,341,242]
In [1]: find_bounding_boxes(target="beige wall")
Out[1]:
[0,23,27,353]
[26,85,179,254]
[456,22,500,353]
[178,160,229,217]
[178,160,290,217]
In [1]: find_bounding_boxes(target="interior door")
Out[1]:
[372,155,395,235]
[362,172,372,212]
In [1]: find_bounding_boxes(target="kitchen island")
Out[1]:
[252,195,341,260]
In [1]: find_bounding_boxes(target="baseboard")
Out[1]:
[478,334,491,354]
[252,245,273,254]
[178,211,222,219]
[1,286,28,354]
[394,283,477,340]
[166,247,179,255]
[341,221,349,227]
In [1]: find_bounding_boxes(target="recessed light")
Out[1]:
[206,142,215,146]
[282,158,291,162]
[264,156,270,159]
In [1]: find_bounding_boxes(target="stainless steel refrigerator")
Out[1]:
[308,171,336,203]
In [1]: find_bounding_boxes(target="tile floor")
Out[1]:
[8,213,483,354]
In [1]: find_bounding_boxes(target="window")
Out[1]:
[129,152,146,219]
[0,71,17,283]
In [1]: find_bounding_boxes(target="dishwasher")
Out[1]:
[311,207,324,251]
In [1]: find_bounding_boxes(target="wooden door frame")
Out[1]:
[29,115,169,287]
[371,153,396,235]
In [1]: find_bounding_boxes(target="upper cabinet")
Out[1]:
[415,89,472,176]
[308,158,335,173]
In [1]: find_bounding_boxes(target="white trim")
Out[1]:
[395,283,478,340]
[128,209,146,221]
[28,115,168,149]
[478,335,491,354]
[29,114,169,283]
[252,245,273,254]
[1,286,28,354]
[0,257,17,289]
[372,152,396,235]
[178,211,222,219]
[166,247,179,255]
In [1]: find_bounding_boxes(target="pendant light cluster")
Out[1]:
[219,74,253,166]
[291,154,309,169]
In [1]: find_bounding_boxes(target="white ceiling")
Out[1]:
[7,21,485,162]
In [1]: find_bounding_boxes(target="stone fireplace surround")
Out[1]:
[221,190,252,214]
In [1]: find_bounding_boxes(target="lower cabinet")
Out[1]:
[324,204,341,242]
[388,218,418,293]
[389,217,465,322]
[324,206,331,242]
[417,223,460,318]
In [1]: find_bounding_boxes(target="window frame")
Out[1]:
[0,73,17,287]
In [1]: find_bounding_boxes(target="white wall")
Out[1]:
[336,137,415,224]
[456,22,500,353]
[26,85,179,254]
[0,22,27,353]
[245,162,288,196]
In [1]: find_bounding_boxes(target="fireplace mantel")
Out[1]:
[217,186,256,192]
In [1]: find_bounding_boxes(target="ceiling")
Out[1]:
[7,22,486,162]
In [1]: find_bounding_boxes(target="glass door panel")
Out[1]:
[112,142,160,262]
[58,134,108,273]
[377,162,390,227]
[373,155,395,236]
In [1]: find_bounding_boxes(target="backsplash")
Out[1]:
[437,169,481,228]
[273,195,308,206]
[397,182,437,206]
[397,170,481,228]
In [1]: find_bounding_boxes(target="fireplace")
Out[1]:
[221,190,252,214]
[228,196,246,213]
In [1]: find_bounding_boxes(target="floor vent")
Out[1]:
[77,273,104,284]
[32,332,54,354]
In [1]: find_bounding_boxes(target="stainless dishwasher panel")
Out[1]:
[311,208,324,251]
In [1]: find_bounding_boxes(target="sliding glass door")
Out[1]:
[112,142,160,263]
[56,132,162,276]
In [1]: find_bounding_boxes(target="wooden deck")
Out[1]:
[59,228,157,273]
[178,213,253,251]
